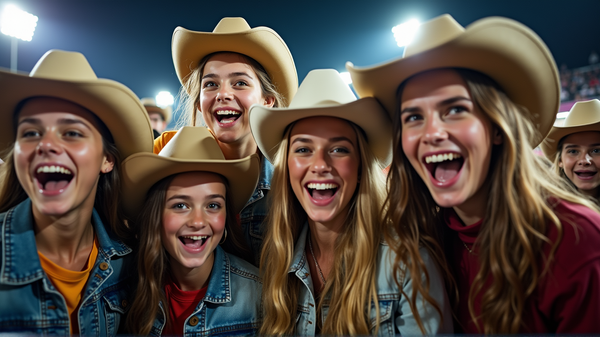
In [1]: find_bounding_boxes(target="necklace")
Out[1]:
[308,235,326,286]
[462,241,474,254]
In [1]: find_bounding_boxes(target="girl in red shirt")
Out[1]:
[348,14,600,333]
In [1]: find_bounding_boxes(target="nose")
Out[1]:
[188,209,207,229]
[422,114,448,145]
[216,85,234,102]
[36,132,62,156]
[579,153,593,165]
[310,149,331,175]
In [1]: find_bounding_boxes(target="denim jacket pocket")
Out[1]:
[99,288,129,335]
[372,299,395,335]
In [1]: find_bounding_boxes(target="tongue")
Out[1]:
[312,189,334,200]
[434,161,462,182]
[577,172,596,177]
[182,238,202,248]
[220,116,239,124]
[44,180,69,192]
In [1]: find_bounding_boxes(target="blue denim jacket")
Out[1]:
[240,157,272,266]
[150,245,262,336]
[291,223,454,335]
[0,198,133,335]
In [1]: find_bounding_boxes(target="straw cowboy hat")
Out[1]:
[172,17,298,104]
[0,49,154,157]
[141,97,172,123]
[541,99,600,160]
[249,69,393,166]
[346,14,560,147]
[121,126,259,218]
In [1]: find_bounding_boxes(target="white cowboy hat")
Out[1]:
[172,17,298,104]
[541,99,600,160]
[121,126,259,217]
[141,97,172,124]
[0,49,154,158]
[346,14,560,147]
[249,69,392,166]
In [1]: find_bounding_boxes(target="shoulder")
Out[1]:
[153,130,178,154]
[377,242,438,286]
[226,252,262,283]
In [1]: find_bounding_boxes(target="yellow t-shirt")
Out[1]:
[38,239,99,334]
[153,130,177,154]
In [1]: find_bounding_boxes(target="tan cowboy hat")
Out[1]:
[346,14,560,147]
[0,50,154,158]
[121,126,259,218]
[172,17,298,104]
[249,69,393,166]
[541,99,600,160]
[141,97,172,124]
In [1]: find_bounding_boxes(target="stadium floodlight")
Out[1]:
[156,91,174,108]
[1,4,38,72]
[339,71,352,85]
[392,19,420,47]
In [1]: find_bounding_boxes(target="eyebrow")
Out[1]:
[166,194,226,202]
[18,117,92,130]
[291,136,354,145]
[564,143,600,148]
[400,96,472,115]
[201,72,254,81]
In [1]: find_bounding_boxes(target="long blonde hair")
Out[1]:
[389,68,600,333]
[176,51,286,129]
[260,120,389,335]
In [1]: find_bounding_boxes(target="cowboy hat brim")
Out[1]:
[347,16,559,147]
[121,153,259,218]
[0,70,154,159]
[172,24,298,104]
[249,97,393,166]
[541,121,600,160]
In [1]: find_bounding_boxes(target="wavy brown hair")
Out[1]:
[260,121,394,335]
[125,172,250,335]
[389,68,600,333]
[176,51,286,129]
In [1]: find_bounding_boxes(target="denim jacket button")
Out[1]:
[189,316,199,326]
[121,299,128,308]
[99,262,109,270]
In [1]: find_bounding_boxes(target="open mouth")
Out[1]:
[423,153,464,183]
[214,110,241,124]
[179,235,209,249]
[35,165,74,192]
[575,171,597,178]
[306,182,339,200]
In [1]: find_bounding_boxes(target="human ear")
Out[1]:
[101,155,115,174]
[263,96,275,108]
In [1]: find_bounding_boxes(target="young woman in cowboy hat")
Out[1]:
[124,127,262,336]
[154,17,298,265]
[542,99,600,202]
[141,97,172,137]
[0,50,154,334]
[250,69,452,335]
[348,14,600,333]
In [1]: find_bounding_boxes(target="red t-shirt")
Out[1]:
[163,277,208,336]
[445,199,600,333]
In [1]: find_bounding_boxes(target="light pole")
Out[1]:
[1,4,38,73]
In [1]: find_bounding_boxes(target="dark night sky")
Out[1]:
[1,0,599,125]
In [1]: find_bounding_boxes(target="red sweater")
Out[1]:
[445,199,600,333]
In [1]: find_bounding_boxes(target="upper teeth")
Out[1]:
[36,166,72,174]
[425,153,462,164]
[307,183,339,190]
[216,110,240,116]
[182,235,208,240]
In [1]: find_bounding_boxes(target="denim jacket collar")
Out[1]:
[245,158,273,207]
[0,198,131,285]
[203,245,233,304]
[289,223,310,274]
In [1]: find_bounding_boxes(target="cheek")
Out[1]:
[401,130,421,166]
[161,211,181,238]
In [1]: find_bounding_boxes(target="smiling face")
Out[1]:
[198,53,274,149]
[287,116,360,228]
[161,171,227,274]
[399,69,501,215]
[559,131,600,196]
[14,97,113,217]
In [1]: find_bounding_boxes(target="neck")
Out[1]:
[307,217,344,279]
[169,252,214,292]
[217,137,257,160]
[33,202,95,270]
